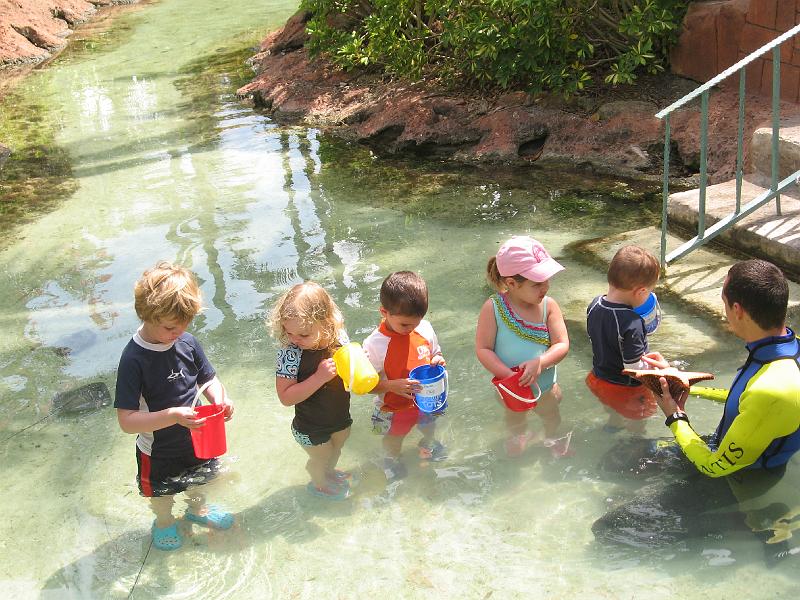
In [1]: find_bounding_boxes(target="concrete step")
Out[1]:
[750,115,800,181]
[573,227,800,327]
[667,174,800,278]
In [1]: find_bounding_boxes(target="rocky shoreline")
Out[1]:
[237,10,796,184]
[0,0,143,170]
[0,0,140,68]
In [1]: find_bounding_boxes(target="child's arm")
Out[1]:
[202,376,234,420]
[276,358,337,406]
[475,299,515,379]
[641,352,669,369]
[427,322,446,366]
[518,298,570,387]
[117,406,202,433]
[371,377,417,399]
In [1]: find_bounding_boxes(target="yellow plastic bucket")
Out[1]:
[333,342,379,395]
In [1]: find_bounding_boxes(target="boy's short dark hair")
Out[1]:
[723,259,788,330]
[607,245,660,290]
[380,271,428,316]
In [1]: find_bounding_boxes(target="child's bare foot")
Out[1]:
[326,469,353,485]
[418,440,447,461]
[306,482,351,500]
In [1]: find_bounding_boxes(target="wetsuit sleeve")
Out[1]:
[670,384,797,477]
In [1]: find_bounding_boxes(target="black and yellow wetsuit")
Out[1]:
[671,328,800,477]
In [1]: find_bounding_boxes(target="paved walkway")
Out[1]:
[668,175,800,281]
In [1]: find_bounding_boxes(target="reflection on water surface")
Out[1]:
[1,0,799,598]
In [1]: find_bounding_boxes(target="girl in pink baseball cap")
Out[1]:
[475,236,571,457]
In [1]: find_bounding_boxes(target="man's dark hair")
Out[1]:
[380,271,428,317]
[723,259,788,330]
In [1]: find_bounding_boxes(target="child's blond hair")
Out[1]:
[607,245,660,290]
[485,257,525,292]
[134,261,202,324]
[270,281,345,349]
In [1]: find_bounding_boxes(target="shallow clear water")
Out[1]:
[1,1,799,598]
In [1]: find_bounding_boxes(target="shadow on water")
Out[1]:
[39,482,360,598]
[0,91,78,241]
[589,437,800,572]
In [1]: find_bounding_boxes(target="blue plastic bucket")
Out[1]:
[633,292,661,335]
[409,364,448,414]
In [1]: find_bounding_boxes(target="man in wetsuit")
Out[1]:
[656,259,800,477]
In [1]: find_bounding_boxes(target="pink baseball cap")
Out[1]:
[496,236,565,282]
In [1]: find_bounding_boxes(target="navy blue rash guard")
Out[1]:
[114,329,216,458]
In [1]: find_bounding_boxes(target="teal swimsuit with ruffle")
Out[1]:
[491,293,556,393]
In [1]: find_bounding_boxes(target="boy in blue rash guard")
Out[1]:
[115,261,235,551]
[655,259,800,477]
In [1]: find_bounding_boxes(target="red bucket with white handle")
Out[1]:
[189,380,227,459]
[492,366,541,412]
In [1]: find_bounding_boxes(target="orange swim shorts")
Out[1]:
[585,371,658,420]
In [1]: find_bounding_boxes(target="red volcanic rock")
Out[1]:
[239,12,799,179]
[0,0,131,67]
[238,45,669,176]
[1,0,91,65]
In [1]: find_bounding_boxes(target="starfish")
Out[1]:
[622,367,715,404]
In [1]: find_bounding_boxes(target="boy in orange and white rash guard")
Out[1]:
[363,271,447,481]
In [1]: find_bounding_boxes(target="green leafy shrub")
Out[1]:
[300,0,687,95]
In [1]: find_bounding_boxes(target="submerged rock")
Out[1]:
[52,381,111,415]
[52,328,98,356]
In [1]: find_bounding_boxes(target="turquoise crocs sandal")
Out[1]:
[184,505,234,530]
[152,521,182,551]
[306,482,351,500]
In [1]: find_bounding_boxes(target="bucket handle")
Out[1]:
[191,378,217,409]
[497,380,542,403]
[436,369,449,409]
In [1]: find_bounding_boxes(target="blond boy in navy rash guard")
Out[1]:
[655,259,800,477]
[115,261,234,551]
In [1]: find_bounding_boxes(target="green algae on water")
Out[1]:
[0,91,77,238]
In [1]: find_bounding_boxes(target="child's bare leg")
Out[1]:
[383,433,405,461]
[150,495,176,528]
[503,409,529,457]
[325,427,351,476]
[303,442,334,490]
[184,491,205,515]
[418,422,435,447]
[604,406,626,430]
[504,408,528,438]
[624,417,647,435]
[536,385,562,439]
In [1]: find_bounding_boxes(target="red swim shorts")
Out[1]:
[585,371,657,420]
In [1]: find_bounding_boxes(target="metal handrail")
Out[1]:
[655,22,800,268]
[656,22,800,119]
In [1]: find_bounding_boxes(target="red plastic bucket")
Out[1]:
[189,380,227,459]
[190,404,227,459]
[492,367,541,412]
